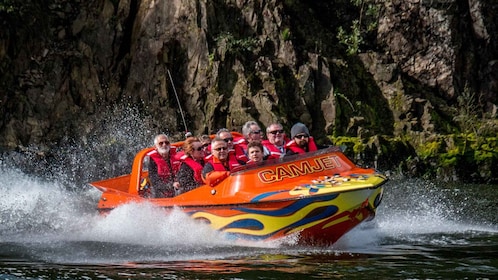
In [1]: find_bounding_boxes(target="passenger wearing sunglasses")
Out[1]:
[202,137,245,186]
[285,122,318,156]
[236,121,270,160]
[213,128,248,162]
[146,134,181,198]
[262,122,288,160]
[199,134,212,156]
[175,137,206,195]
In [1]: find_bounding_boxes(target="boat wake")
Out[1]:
[0,166,294,264]
[333,179,498,255]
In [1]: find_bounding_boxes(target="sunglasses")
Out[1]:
[202,143,210,148]
[250,130,262,134]
[158,141,170,145]
[222,137,233,142]
[213,147,228,151]
[193,147,204,151]
[294,134,308,139]
[269,129,284,135]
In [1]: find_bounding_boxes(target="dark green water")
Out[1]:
[1,170,497,279]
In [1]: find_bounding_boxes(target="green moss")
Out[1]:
[418,140,441,160]
[330,136,357,148]
[353,140,365,155]
[282,27,291,41]
[473,137,498,162]
[439,147,460,167]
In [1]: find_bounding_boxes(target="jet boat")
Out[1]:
[90,137,387,245]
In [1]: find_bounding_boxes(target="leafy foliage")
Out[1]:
[336,0,380,55]
[0,0,19,14]
[215,32,259,57]
[337,20,363,56]
[330,133,498,182]
[281,27,291,41]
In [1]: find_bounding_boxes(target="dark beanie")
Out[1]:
[291,122,310,138]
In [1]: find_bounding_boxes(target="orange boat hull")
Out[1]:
[91,145,387,245]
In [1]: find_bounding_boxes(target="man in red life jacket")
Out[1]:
[146,134,181,198]
[202,137,244,186]
[285,122,318,155]
[216,128,248,162]
[262,122,288,160]
[236,121,270,159]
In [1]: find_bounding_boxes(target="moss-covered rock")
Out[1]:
[330,132,498,183]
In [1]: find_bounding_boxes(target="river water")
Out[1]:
[1,164,497,279]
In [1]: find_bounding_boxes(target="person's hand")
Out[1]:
[173,182,180,190]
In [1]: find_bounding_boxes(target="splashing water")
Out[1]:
[1,104,158,190]
[333,179,498,254]
[0,162,292,262]
[0,167,94,237]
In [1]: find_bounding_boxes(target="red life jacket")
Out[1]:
[285,136,318,154]
[174,150,185,161]
[182,157,204,184]
[147,149,181,180]
[205,147,247,163]
[233,136,247,149]
[206,153,243,171]
[233,144,248,162]
[262,139,287,159]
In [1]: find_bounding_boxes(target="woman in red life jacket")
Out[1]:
[262,122,288,160]
[285,122,318,156]
[175,137,206,195]
[147,134,181,198]
[246,141,265,164]
[202,136,245,186]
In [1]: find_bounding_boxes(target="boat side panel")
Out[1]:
[223,151,362,195]
[90,174,131,193]
[184,187,382,244]
[128,147,155,195]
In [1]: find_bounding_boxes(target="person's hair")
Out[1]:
[216,128,231,137]
[199,134,211,142]
[242,121,259,136]
[154,134,169,145]
[183,137,200,156]
[247,140,264,153]
[266,122,283,133]
[211,136,226,144]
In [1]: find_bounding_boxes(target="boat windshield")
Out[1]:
[230,146,343,175]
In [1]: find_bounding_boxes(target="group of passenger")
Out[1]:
[145,121,320,198]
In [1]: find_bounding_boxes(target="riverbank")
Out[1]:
[331,132,498,184]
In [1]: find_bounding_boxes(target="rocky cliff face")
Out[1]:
[1,0,497,181]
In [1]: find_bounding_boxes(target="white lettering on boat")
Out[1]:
[258,155,341,183]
